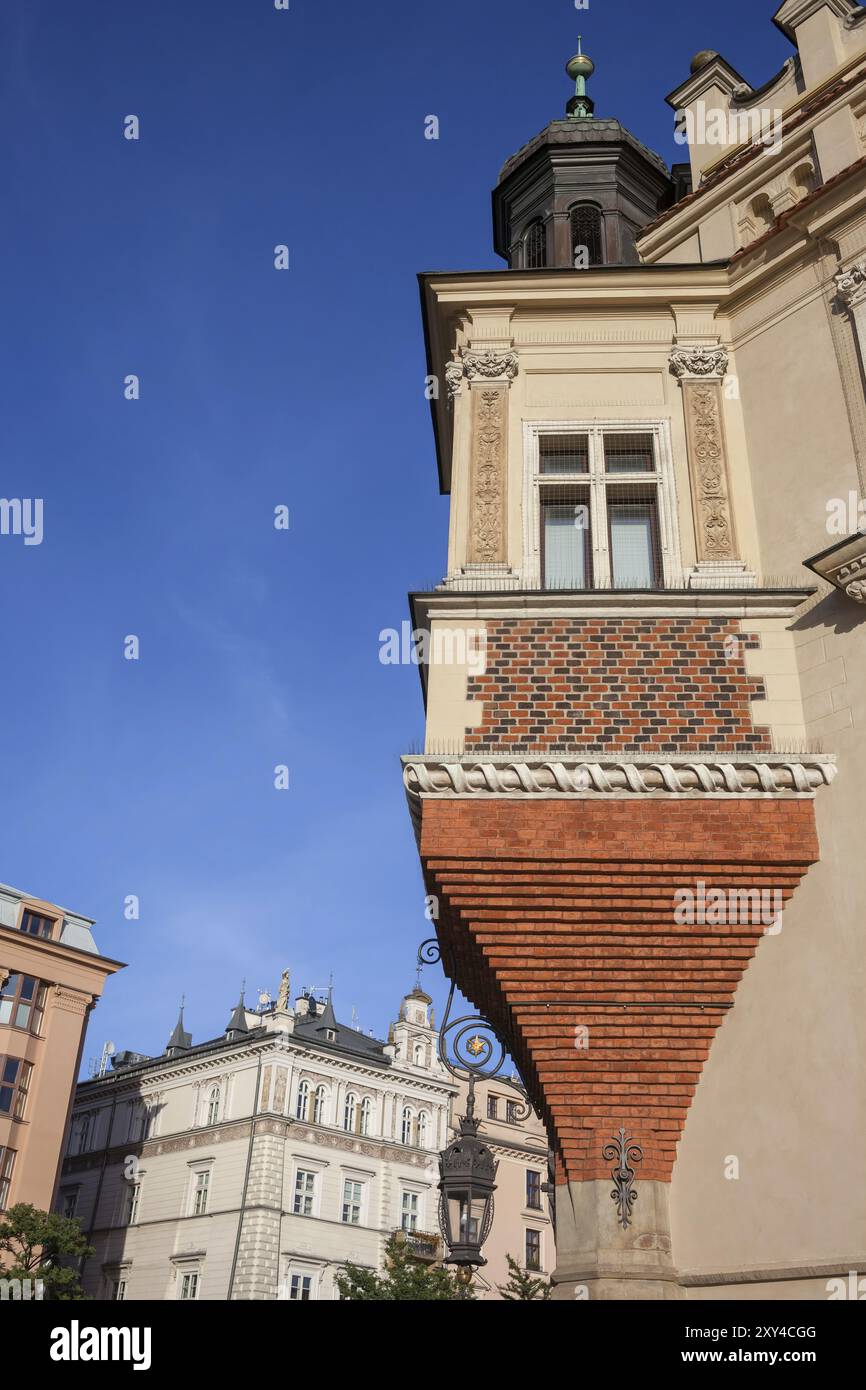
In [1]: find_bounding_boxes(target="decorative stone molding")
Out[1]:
[53,985,92,1016]
[469,386,508,564]
[835,261,866,309]
[402,754,837,811]
[462,349,519,383]
[668,344,729,380]
[805,530,866,603]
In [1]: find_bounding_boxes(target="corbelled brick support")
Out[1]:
[420,797,820,1189]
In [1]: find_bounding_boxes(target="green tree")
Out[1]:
[0,1203,93,1301]
[497,1253,551,1301]
[335,1233,476,1301]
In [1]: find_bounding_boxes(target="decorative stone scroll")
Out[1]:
[670,344,739,566]
[403,754,837,803]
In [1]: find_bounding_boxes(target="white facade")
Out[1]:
[61,984,458,1300]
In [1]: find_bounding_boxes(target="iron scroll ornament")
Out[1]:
[416,938,533,1122]
[602,1127,644,1230]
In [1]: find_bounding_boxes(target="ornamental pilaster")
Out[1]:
[669,343,742,573]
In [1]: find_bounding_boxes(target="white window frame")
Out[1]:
[522,420,683,590]
[400,1189,420,1232]
[127,1180,142,1225]
[206,1086,221,1126]
[358,1096,372,1137]
[178,1269,201,1301]
[187,1162,213,1217]
[292,1166,319,1217]
[313,1085,329,1125]
[341,1177,364,1226]
[281,1260,322,1301]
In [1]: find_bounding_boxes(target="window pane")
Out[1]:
[539,434,589,474]
[524,221,546,269]
[14,1004,31,1030]
[543,499,591,590]
[603,433,655,473]
[0,1002,11,1026]
[609,502,657,587]
[570,205,603,266]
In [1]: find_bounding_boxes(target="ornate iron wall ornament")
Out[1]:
[603,1127,643,1230]
[417,939,532,1120]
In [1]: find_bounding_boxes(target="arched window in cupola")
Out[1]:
[524,219,547,269]
[570,204,604,267]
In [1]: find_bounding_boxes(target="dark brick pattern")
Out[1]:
[465,618,768,752]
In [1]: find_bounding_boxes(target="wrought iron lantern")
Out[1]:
[417,939,531,1272]
[437,1078,498,1269]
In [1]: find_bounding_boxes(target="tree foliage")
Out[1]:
[0,1204,93,1300]
[497,1253,552,1301]
[335,1233,476,1301]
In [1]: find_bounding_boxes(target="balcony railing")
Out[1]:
[393,1228,442,1263]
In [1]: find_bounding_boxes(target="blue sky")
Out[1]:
[0,1,791,1068]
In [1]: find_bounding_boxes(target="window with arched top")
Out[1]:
[207,1087,220,1127]
[401,1106,414,1145]
[295,1080,310,1121]
[524,219,547,269]
[313,1085,328,1125]
[417,1112,429,1149]
[343,1093,357,1133]
[570,204,604,267]
[359,1096,372,1137]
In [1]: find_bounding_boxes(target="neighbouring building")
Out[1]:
[402,2,866,1300]
[0,882,123,1226]
[62,974,549,1300]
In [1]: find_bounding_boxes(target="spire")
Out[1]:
[166,998,192,1054]
[316,983,338,1034]
[566,34,595,119]
[226,985,249,1038]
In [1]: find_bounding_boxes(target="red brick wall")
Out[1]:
[421,797,819,1185]
[465,618,768,751]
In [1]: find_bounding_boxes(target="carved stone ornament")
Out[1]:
[470,387,507,564]
[463,349,519,383]
[687,381,735,560]
[669,344,729,380]
[445,360,465,402]
[805,530,866,605]
[835,261,866,309]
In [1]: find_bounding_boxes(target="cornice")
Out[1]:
[410,586,814,626]
[805,530,866,601]
[402,755,837,820]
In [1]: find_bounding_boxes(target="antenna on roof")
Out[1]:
[89,1040,116,1078]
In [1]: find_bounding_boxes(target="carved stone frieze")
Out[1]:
[669,344,729,380]
[53,986,92,1016]
[679,377,738,562]
[469,386,508,564]
[462,349,519,383]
